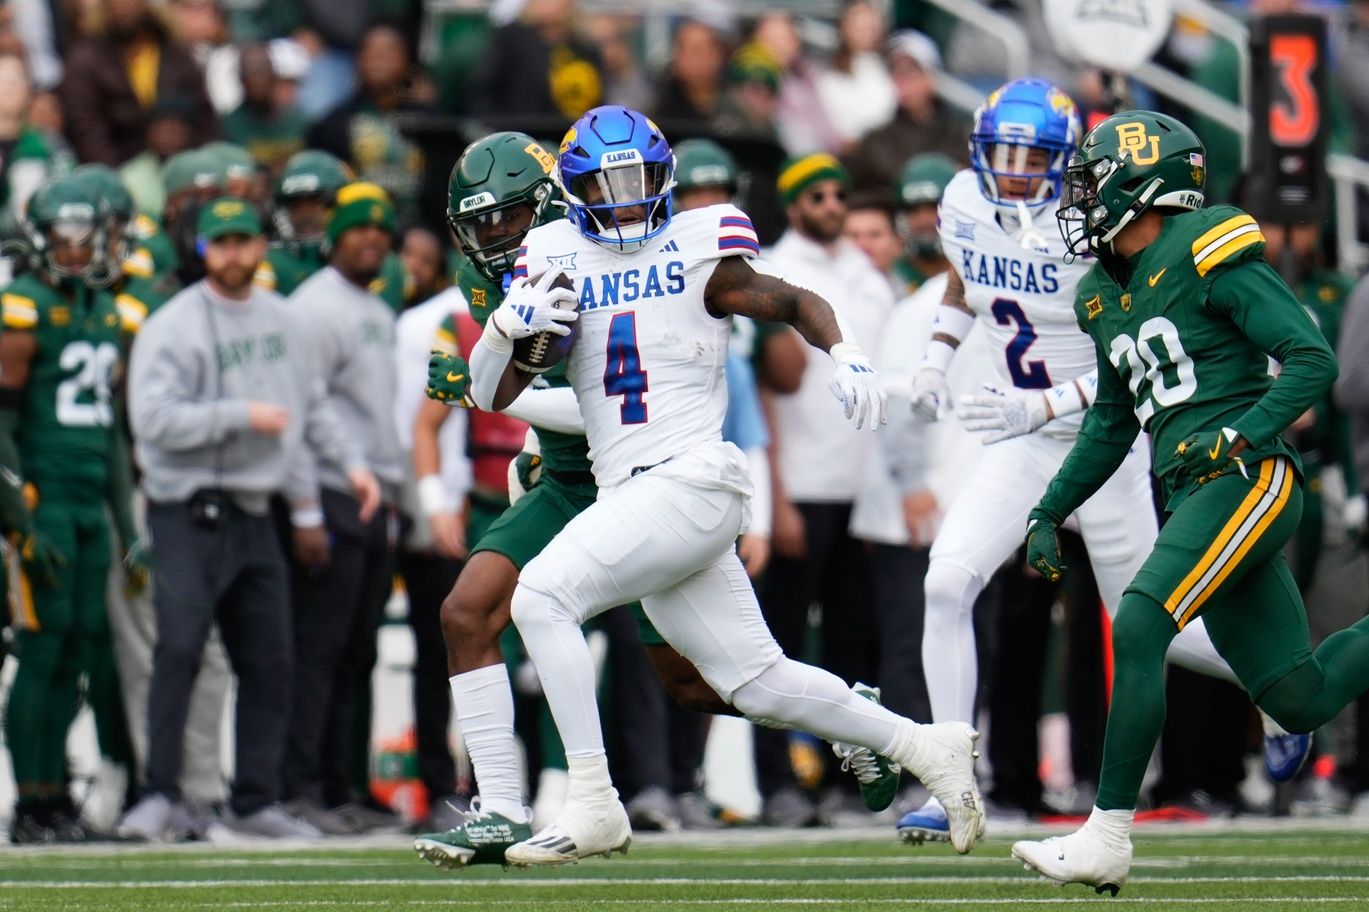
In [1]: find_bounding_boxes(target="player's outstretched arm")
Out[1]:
[911,269,973,421]
[959,370,1099,443]
[1029,342,1139,563]
[1209,260,1339,450]
[705,256,886,428]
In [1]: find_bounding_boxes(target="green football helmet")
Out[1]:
[24,174,102,282]
[273,150,352,246]
[446,131,558,284]
[895,153,957,209]
[1058,110,1206,256]
[71,164,135,286]
[674,139,739,195]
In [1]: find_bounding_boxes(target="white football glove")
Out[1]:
[828,342,887,430]
[489,268,579,340]
[958,383,1049,443]
[910,367,950,421]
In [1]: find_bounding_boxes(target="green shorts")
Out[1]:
[1129,455,1308,698]
[472,472,665,647]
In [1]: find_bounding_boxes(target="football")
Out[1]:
[512,271,579,375]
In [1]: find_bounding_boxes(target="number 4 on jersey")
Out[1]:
[604,311,648,424]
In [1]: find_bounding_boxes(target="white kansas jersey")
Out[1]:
[938,169,1094,438]
[514,205,759,489]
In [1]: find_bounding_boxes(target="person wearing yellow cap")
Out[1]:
[752,151,898,827]
[280,181,409,834]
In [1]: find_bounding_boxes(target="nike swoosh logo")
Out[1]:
[1148,268,1166,287]
[447,372,465,383]
[1208,440,1222,460]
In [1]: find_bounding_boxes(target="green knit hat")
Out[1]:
[327,182,395,245]
[196,196,262,240]
[777,153,849,206]
[203,141,257,184]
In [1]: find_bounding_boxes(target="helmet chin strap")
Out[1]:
[1015,199,1050,250]
[1099,178,1163,250]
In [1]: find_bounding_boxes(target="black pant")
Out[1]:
[400,547,463,800]
[144,498,292,816]
[869,543,932,722]
[603,606,672,799]
[754,502,876,798]
[283,487,395,806]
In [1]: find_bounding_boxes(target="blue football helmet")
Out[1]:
[555,105,676,252]
[970,78,1082,210]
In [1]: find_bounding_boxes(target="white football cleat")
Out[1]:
[504,797,632,867]
[894,722,984,854]
[1011,827,1133,896]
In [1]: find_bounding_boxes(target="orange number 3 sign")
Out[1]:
[1270,34,1320,147]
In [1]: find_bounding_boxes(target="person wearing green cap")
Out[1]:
[0,175,141,842]
[121,148,223,295]
[120,193,380,842]
[673,138,742,212]
[893,152,957,292]
[281,181,407,833]
[202,141,262,204]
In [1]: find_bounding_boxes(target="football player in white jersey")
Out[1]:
[899,78,1301,843]
[467,105,985,864]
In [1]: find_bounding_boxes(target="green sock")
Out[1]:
[1260,615,1369,733]
[1095,594,1177,811]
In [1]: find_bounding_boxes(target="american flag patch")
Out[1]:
[718,215,759,255]
[512,245,529,280]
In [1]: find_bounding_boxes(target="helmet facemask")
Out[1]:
[561,159,676,253]
[448,195,546,284]
[28,212,102,284]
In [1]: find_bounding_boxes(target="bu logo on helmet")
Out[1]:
[1115,122,1160,165]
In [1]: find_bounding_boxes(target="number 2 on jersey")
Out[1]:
[604,311,648,424]
[991,297,1051,389]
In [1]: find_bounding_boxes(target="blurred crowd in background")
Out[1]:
[0,0,1367,845]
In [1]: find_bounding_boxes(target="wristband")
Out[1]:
[417,474,449,518]
[291,507,324,528]
[929,304,975,345]
[480,312,514,354]
[921,339,956,374]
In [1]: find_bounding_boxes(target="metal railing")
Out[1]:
[918,0,1031,81]
[1328,154,1369,275]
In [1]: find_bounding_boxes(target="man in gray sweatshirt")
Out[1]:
[120,197,379,841]
[1338,274,1369,532]
[281,182,407,833]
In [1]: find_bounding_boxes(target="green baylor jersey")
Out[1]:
[1,275,121,490]
[1075,206,1319,507]
[446,259,593,476]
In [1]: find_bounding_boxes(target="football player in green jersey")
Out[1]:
[258,149,411,310]
[1010,111,1369,893]
[0,176,146,843]
[71,165,172,334]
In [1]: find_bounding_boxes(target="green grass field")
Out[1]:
[2,822,1368,911]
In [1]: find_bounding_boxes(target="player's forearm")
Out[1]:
[707,257,856,356]
[1035,406,1137,525]
[411,398,448,480]
[470,327,534,411]
[502,386,585,435]
[1233,346,1338,449]
[0,408,31,533]
[105,422,139,545]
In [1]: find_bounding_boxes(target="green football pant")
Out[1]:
[5,495,110,801]
[1098,457,1369,810]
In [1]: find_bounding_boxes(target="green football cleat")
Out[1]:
[833,684,902,812]
[414,807,532,870]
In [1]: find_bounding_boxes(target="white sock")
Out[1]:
[730,658,903,755]
[1084,806,1134,844]
[451,666,527,822]
[566,753,616,804]
[510,585,606,758]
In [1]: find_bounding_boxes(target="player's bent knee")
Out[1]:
[649,648,733,715]
[1256,661,1329,734]
[923,561,979,619]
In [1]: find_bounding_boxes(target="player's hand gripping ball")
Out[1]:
[491,269,580,375]
[426,351,473,407]
[1025,510,1066,583]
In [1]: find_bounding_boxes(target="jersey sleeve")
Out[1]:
[1,290,38,331]
[253,259,278,291]
[711,205,760,259]
[1034,334,1141,525]
[433,313,459,357]
[1190,206,1266,280]
[1208,258,1339,448]
[123,245,157,280]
